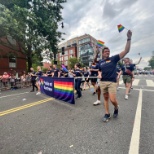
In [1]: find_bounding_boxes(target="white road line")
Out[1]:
[133,79,140,86]
[119,80,123,85]
[129,89,142,154]
[0,92,29,99]
[146,80,154,87]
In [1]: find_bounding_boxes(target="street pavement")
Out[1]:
[0,75,154,154]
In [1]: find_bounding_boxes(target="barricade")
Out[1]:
[0,78,31,91]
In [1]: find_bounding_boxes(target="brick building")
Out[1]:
[58,34,98,66]
[0,36,26,76]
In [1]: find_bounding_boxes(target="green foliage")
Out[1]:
[68,57,81,69]
[0,0,67,71]
[148,56,154,69]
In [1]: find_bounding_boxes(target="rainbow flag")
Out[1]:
[54,80,74,104]
[117,24,125,32]
[97,40,105,47]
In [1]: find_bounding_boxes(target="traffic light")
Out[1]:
[62,47,65,55]
[61,22,64,28]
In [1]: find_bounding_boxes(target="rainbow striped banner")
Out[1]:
[54,79,75,104]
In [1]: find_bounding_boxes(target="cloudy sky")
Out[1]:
[59,0,154,68]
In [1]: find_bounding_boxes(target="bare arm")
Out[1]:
[135,57,142,65]
[119,30,132,59]
[94,47,100,63]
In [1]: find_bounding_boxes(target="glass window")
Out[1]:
[69,50,73,54]
[64,56,68,60]
[65,50,68,55]
[9,55,16,68]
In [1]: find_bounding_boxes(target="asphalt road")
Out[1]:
[0,75,154,154]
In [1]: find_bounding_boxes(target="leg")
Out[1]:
[103,92,110,114]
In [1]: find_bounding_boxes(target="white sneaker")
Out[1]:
[93,100,101,106]
[125,95,128,100]
[36,92,41,95]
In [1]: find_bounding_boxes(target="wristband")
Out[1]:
[127,38,131,41]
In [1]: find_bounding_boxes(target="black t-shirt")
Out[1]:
[36,71,42,77]
[98,54,120,82]
[74,69,82,77]
[31,71,36,81]
[84,71,89,77]
[47,70,53,77]
[90,65,99,76]
[53,68,59,77]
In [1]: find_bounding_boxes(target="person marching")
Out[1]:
[72,63,82,99]
[90,62,99,95]
[30,67,38,92]
[52,64,60,78]
[83,67,90,90]
[129,57,142,89]
[93,47,102,106]
[121,58,135,100]
[98,30,132,122]
[35,66,43,95]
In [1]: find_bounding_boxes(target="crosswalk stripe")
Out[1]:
[146,80,154,87]
[119,80,123,85]
[133,79,140,86]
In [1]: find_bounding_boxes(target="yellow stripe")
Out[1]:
[0,98,53,117]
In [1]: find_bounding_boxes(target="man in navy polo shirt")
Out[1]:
[98,30,132,122]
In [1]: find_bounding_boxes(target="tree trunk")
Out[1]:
[27,45,32,72]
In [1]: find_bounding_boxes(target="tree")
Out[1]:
[68,57,81,69]
[148,56,154,69]
[0,0,66,71]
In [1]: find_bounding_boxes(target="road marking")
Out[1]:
[133,79,139,86]
[0,92,29,99]
[119,80,123,85]
[0,98,53,117]
[146,80,154,87]
[129,89,142,154]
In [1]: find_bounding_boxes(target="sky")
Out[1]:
[58,0,154,69]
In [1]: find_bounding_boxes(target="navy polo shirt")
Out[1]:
[84,71,89,77]
[121,64,134,75]
[98,54,120,82]
[74,69,82,77]
[36,71,42,77]
[90,65,99,76]
[53,68,59,77]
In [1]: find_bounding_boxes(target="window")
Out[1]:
[9,55,16,68]
[64,56,68,60]
[65,50,68,55]
[69,50,73,54]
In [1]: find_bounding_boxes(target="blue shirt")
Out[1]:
[84,71,89,77]
[121,64,134,76]
[98,54,120,82]
[36,71,42,77]
[90,64,99,76]
[74,69,82,77]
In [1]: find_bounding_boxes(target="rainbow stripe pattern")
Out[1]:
[54,80,74,104]
[97,40,105,47]
[117,24,125,32]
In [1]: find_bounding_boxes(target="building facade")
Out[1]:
[0,36,26,76]
[58,34,98,66]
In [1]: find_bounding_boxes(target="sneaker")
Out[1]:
[113,106,119,118]
[36,92,41,95]
[92,92,96,95]
[125,95,128,100]
[103,114,111,122]
[93,100,101,106]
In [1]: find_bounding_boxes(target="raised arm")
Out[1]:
[94,47,100,63]
[119,30,132,59]
[135,57,142,65]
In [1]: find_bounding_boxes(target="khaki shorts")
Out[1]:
[100,81,117,94]
[123,75,132,84]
